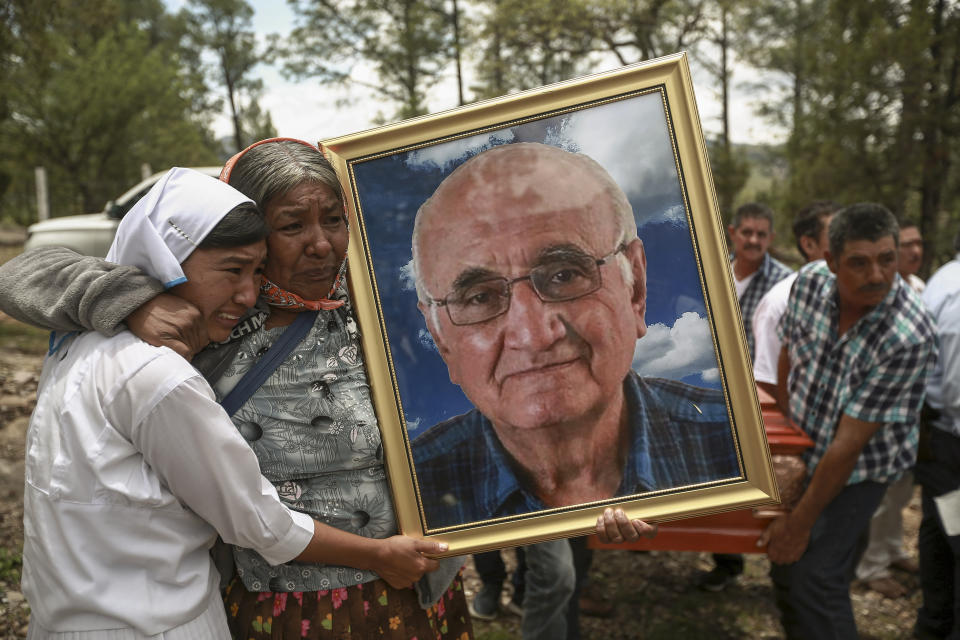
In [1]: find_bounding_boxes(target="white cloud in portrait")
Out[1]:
[418,328,437,352]
[659,204,688,225]
[406,130,516,171]
[632,312,717,382]
[401,94,682,227]
[543,96,681,223]
[399,258,416,291]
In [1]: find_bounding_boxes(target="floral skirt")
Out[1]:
[224,571,473,640]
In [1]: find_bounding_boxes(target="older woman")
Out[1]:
[212,138,474,637]
[4,141,471,639]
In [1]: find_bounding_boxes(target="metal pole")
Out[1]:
[35,166,49,222]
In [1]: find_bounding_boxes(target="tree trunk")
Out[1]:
[719,3,732,216]
[451,0,464,105]
[223,52,244,152]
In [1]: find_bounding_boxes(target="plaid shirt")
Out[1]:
[411,373,741,531]
[778,261,938,483]
[734,252,793,359]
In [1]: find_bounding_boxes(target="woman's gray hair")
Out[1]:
[226,140,343,209]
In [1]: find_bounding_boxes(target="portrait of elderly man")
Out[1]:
[408,142,741,529]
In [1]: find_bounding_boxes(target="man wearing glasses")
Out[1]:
[409,143,740,530]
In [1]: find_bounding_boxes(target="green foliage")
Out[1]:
[0,547,22,584]
[471,0,597,97]
[1,0,956,270]
[588,0,711,63]
[272,0,959,270]
[184,0,276,153]
[694,0,754,219]
[281,0,451,121]
[470,0,710,99]
[0,320,48,356]
[743,0,960,272]
[474,631,517,640]
[0,0,221,222]
[709,140,751,218]
[240,100,278,145]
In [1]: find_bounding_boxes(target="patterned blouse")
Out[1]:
[212,293,397,591]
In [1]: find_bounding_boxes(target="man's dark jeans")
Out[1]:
[770,480,886,639]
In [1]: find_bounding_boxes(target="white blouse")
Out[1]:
[23,331,314,636]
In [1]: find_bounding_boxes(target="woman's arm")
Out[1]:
[295,523,446,588]
[111,359,444,589]
[1,247,208,357]
[0,247,162,334]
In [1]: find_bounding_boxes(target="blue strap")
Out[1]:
[220,310,319,416]
[48,331,77,356]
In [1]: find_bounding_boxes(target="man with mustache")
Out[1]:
[409,142,740,640]
[702,202,794,592]
[727,202,794,360]
[760,203,937,639]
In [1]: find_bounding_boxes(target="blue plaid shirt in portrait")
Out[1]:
[735,252,793,359]
[778,261,938,484]
[411,373,741,531]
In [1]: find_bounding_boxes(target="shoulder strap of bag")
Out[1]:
[219,310,319,416]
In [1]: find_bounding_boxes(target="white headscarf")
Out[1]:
[105,167,254,288]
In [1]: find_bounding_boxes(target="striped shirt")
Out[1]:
[778,261,937,483]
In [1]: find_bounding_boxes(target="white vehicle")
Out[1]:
[24,167,222,257]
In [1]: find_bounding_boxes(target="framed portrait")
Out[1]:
[322,52,779,556]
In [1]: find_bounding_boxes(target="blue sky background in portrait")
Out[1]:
[352,92,723,437]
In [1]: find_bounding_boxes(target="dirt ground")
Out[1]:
[0,327,38,637]
[0,309,925,639]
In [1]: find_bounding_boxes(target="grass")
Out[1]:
[0,322,49,356]
[0,549,21,585]
[0,246,22,265]
[476,632,517,640]
[0,243,50,356]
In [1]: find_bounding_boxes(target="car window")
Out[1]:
[112,185,154,219]
[107,168,220,219]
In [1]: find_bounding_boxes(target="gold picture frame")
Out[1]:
[322,52,778,556]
